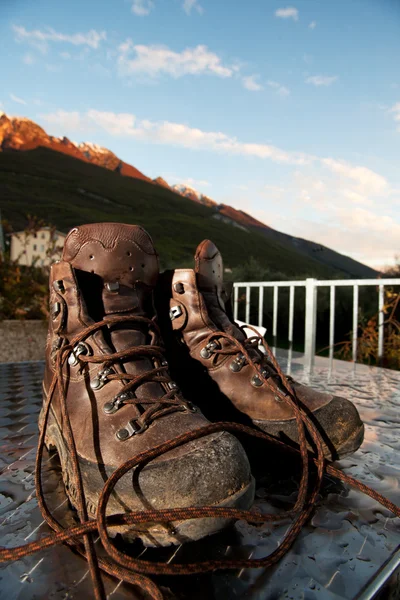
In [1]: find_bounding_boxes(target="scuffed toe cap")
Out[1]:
[311,396,364,459]
[254,395,364,461]
[133,430,253,509]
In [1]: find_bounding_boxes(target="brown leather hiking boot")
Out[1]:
[40,224,254,547]
[156,240,364,461]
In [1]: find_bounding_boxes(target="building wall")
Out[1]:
[10,229,65,266]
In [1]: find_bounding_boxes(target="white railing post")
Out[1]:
[352,284,359,372]
[272,286,278,356]
[233,277,400,374]
[378,284,384,365]
[258,286,264,328]
[304,278,317,372]
[328,285,335,378]
[233,285,239,321]
[245,286,251,324]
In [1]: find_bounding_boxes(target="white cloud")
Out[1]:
[275,210,400,267]
[37,106,398,265]
[39,110,85,130]
[38,109,391,201]
[38,108,312,165]
[12,25,106,53]
[117,40,234,78]
[321,158,388,196]
[309,20,317,29]
[232,169,398,266]
[60,51,71,59]
[325,207,400,266]
[10,93,27,105]
[183,0,203,15]
[22,53,35,65]
[389,102,400,132]
[242,75,263,91]
[342,189,367,205]
[267,80,290,97]
[275,6,299,20]
[305,75,338,87]
[131,0,154,16]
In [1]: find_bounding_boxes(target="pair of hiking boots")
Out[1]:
[41,223,364,547]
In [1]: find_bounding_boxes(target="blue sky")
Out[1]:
[1,0,400,267]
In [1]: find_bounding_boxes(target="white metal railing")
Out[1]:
[233,278,400,374]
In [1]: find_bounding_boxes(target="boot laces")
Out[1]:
[69,314,194,433]
[203,323,294,400]
[1,316,400,600]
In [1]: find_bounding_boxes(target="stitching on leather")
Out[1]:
[72,237,155,257]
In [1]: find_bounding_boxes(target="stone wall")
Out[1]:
[0,320,47,363]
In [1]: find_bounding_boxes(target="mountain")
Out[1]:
[153,176,171,189]
[170,184,218,208]
[0,113,377,278]
[0,145,346,278]
[167,188,377,278]
[211,204,377,278]
[0,113,150,182]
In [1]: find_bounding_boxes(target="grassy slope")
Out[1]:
[0,147,341,276]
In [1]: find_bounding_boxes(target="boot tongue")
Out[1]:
[194,239,245,341]
[63,223,161,401]
[63,223,159,315]
[195,239,225,293]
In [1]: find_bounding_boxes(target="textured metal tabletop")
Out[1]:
[1,356,400,600]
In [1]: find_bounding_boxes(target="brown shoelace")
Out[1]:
[1,315,400,600]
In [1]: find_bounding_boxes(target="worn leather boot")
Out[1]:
[40,225,254,547]
[156,240,364,461]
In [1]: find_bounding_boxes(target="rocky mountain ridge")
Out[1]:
[0,112,150,182]
[0,112,378,278]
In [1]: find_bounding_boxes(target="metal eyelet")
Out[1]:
[229,353,245,372]
[167,381,179,391]
[173,282,185,294]
[251,369,268,388]
[116,419,148,440]
[90,367,114,391]
[103,392,130,414]
[169,306,183,321]
[251,375,263,387]
[103,401,117,415]
[51,302,61,320]
[68,342,91,366]
[53,280,65,293]
[200,340,219,359]
[183,401,197,413]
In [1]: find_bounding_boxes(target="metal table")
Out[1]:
[1,356,400,600]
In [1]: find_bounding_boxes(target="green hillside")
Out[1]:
[0,147,342,277]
